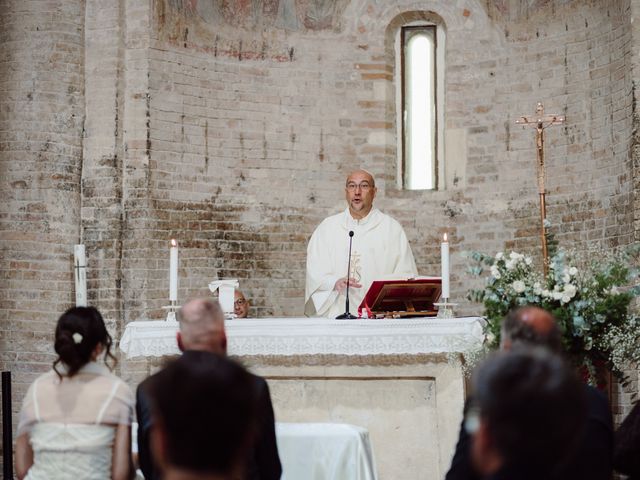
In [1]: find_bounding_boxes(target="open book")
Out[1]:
[357,277,442,318]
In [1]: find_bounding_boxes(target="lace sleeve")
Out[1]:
[17,378,40,436]
[99,379,135,426]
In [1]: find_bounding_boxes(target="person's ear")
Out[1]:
[176,332,185,352]
[91,343,104,361]
[221,332,228,355]
[471,418,502,476]
[150,422,169,473]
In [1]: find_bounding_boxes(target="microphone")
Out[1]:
[336,230,358,319]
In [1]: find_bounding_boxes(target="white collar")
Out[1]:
[345,208,378,227]
[57,361,111,377]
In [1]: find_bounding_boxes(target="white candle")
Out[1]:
[74,244,87,307]
[169,239,178,302]
[441,233,450,299]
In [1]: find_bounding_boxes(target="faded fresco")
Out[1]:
[160,0,351,32]
[487,0,578,21]
[154,0,352,60]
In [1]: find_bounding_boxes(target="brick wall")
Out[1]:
[0,0,85,461]
[1,0,639,465]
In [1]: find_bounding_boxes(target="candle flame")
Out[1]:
[443,233,448,242]
[171,239,177,247]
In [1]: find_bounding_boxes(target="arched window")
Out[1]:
[396,21,445,190]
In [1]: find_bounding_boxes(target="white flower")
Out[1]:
[512,280,526,293]
[569,267,578,276]
[610,286,619,295]
[490,265,501,279]
[563,273,571,283]
[561,294,572,304]
[525,256,533,266]
[533,282,542,295]
[552,291,564,301]
[564,284,577,297]
[486,332,496,344]
[509,251,522,260]
[542,289,553,299]
[505,259,516,270]
[72,333,83,344]
[495,252,504,260]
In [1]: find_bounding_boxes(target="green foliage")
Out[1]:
[466,245,640,383]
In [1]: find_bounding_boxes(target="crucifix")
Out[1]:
[515,102,565,276]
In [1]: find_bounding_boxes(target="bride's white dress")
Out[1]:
[25,423,115,479]
[18,362,134,480]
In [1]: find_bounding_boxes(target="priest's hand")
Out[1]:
[334,277,362,294]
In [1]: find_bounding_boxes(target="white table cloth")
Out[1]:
[277,423,377,480]
[119,317,485,358]
[131,422,376,480]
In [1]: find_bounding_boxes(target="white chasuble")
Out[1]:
[305,208,418,318]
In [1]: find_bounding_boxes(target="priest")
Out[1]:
[305,169,418,318]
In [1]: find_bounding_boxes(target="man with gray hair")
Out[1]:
[446,305,613,480]
[136,298,282,480]
[468,348,587,479]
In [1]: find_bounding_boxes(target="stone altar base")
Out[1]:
[244,353,465,480]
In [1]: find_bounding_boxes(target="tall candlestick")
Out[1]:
[169,239,178,302]
[74,244,87,307]
[441,233,450,299]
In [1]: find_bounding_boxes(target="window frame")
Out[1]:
[395,21,445,191]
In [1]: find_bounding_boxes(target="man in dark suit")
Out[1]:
[136,298,282,480]
[468,348,587,479]
[146,350,258,479]
[614,400,640,479]
[446,306,613,480]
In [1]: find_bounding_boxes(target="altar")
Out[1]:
[120,317,485,480]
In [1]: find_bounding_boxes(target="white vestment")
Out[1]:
[305,208,418,318]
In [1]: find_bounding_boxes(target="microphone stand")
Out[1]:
[336,231,358,319]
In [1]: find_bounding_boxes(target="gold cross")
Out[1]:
[515,102,565,275]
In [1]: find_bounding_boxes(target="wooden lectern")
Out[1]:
[358,278,442,318]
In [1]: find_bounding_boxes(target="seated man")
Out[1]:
[469,348,587,479]
[446,306,613,480]
[235,290,250,318]
[147,350,258,480]
[137,299,281,480]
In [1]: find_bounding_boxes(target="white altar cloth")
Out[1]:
[277,423,377,480]
[119,317,485,358]
[132,421,376,480]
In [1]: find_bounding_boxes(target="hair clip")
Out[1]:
[72,333,83,344]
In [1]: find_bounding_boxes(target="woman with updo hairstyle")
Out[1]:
[15,307,135,480]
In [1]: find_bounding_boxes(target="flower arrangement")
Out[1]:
[467,245,640,384]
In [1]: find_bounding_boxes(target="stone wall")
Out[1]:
[1,0,638,465]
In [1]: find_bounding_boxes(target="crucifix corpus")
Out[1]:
[515,102,565,276]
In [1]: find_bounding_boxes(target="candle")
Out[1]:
[169,239,178,302]
[441,233,450,299]
[74,244,87,307]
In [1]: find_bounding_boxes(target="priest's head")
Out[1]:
[345,169,378,220]
[177,298,227,355]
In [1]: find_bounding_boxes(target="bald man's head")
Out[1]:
[500,306,562,354]
[345,169,377,219]
[177,298,227,355]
